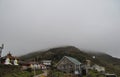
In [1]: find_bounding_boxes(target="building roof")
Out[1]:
[42,60,52,62]
[64,56,81,65]
[5,52,15,59]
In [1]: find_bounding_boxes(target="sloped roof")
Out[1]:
[64,56,81,65]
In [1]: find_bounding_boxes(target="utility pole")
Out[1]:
[0,44,4,57]
[34,58,36,76]
[37,56,39,63]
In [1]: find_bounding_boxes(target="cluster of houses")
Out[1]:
[20,60,51,70]
[0,52,105,72]
[0,44,52,70]
[0,52,52,69]
[56,56,105,75]
[0,52,52,70]
[0,44,105,74]
[0,44,117,77]
[56,56,117,77]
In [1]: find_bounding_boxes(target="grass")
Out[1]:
[4,69,43,77]
[83,70,105,77]
[47,69,64,77]
[47,68,106,77]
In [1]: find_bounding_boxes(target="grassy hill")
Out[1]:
[19,46,120,76]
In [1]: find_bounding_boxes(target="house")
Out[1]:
[105,73,117,77]
[56,56,81,74]
[86,60,91,68]
[41,60,51,69]
[41,60,52,66]
[81,64,88,76]
[30,63,47,70]
[92,64,105,73]
[80,60,93,76]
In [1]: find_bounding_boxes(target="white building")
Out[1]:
[92,64,105,72]
[30,63,47,70]
[42,60,52,66]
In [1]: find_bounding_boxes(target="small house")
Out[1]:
[105,73,117,77]
[56,56,81,74]
[92,64,105,72]
[30,63,46,70]
[41,60,52,66]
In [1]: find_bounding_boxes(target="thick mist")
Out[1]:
[0,0,120,58]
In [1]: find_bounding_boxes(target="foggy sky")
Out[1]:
[0,0,120,58]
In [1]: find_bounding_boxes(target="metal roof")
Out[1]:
[64,56,81,65]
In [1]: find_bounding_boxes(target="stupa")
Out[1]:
[4,57,12,65]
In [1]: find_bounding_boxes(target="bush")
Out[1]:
[48,69,64,77]
[0,64,43,77]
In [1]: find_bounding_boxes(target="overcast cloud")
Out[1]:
[0,0,120,58]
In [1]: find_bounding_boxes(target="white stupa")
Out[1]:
[30,64,34,69]
[14,59,19,65]
[4,57,12,65]
[92,56,96,59]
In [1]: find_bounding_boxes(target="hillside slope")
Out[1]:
[19,46,120,76]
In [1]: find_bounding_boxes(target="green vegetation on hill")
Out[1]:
[19,46,120,76]
[0,64,43,77]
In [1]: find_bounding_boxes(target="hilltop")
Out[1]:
[19,46,120,76]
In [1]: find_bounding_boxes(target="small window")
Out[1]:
[69,65,72,68]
